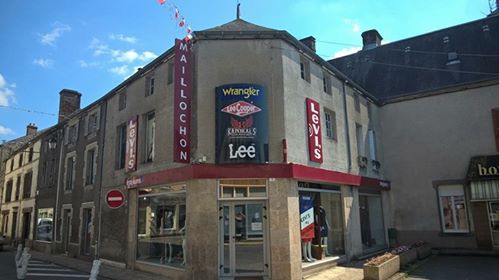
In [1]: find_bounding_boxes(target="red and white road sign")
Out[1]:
[106,189,125,209]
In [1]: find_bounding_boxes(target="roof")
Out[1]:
[200,19,278,32]
[329,14,499,102]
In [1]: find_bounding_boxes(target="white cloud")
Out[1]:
[140,51,157,61]
[352,23,360,33]
[89,37,110,56]
[109,65,130,76]
[0,125,14,135]
[40,22,71,46]
[343,18,361,33]
[0,73,15,106]
[33,58,54,68]
[78,60,99,68]
[109,33,137,44]
[333,47,362,58]
[112,49,158,63]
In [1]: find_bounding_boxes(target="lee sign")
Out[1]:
[106,189,125,209]
[306,98,323,163]
[125,116,138,173]
[173,38,193,163]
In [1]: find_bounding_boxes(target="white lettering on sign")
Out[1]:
[228,143,256,159]
[125,116,138,172]
[174,39,192,163]
[306,98,323,163]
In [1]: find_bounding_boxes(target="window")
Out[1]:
[323,73,332,94]
[354,93,360,112]
[368,129,377,161]
[10,159,14,172]
[167,62,174,84]
[116,124,127,169]
[324,109,337,140]
[438,184,469,233]
[36,208,53,241]
[87,112,98,135]
[299,56,310,82]
[493,108,499,152]
[145,112,156,162]
[15,175,21,201]
[28,147,34,162]
[23,172,33,199]
[67,124,78,145]
[119,91,127,111]
[356,123,364,157]
[19,153,23,168]
[146,76,155,96]
[4,180,13,203]
[137,188,186,267]
[66,156,75,191]
[85,149,96,185]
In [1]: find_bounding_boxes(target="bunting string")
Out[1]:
[157,0,194,41]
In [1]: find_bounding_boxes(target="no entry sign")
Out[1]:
[106,189,125,209]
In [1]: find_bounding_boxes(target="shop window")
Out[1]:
[359,194,386,253]
[36,208,54,241]
[438,184,469,233]
[220,185,267,199]
[137,190,186,268]
[4,180,13,203]
[144,111,156,162]
[116,124,127,169]
[324,109,337,140]
[298,189,345,260]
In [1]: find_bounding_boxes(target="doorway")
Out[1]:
[21,212,31,241]
[489,202,499,247]
[11,211,18,241]
[81,208,92,255]
[219,201,268,279]
[62,209,72,252]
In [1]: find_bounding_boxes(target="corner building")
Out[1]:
[99,19,390,280]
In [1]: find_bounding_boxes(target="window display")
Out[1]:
[438,184,469,233]
[36,208,53,241]
[137,188,186,267]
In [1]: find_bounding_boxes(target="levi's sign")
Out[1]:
[125,116,138,173]
[306,98,323,163]
[216,84,268,164]
[173,38,192,163]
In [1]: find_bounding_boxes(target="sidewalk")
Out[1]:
[29,250,171,280]
[304,259,406,280]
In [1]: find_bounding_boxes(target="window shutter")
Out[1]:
[493,108,499,152]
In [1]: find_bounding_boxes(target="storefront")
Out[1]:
[358,190,386,253]
[468,155,499,249]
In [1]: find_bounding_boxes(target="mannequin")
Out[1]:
[299,193,316,262]
[318,206,332,256]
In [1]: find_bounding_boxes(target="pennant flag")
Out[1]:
[184,34,193,41]
[175,8,180,19]
[187,25,192,34]
[157,0,166,5]
[179,18,185,27]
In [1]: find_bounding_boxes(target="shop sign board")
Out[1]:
[468,155,499,180]
[106,189,125,209]
[215,84,268,164]
[173,38,192,163]
[125,176,144,189]
[306,98,323,163]
[125,116,138,173]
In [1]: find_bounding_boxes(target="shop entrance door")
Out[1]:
[489,202,499,247]
[219,201,268,279]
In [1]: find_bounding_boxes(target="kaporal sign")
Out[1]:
[173,39,192,163]
[216,84,268,164]
[125,116,138,173]
[306,98,323,163]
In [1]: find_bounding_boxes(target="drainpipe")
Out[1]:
[53,129,64,252]
[342,80,352,173]
[96,104,107,259]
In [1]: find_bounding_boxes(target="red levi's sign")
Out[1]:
[306,98,323,163]
[125,116,138,173]
[173,38,192,163]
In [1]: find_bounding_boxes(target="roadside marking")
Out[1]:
[28,263,59,267]
[26,273,90,278]
[28,268,73,272]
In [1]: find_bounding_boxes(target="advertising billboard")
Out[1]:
[216,84,268,164]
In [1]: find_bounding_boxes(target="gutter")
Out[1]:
[342,81,352,173]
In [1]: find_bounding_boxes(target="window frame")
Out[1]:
[22,171,33,199]
[323,109,337,141]
[116,123,127,170]
[65,155,75,191]
[299,56,311,83]
[144,111,156,163]
[435,182,470,234]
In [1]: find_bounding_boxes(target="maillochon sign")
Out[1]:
[216,84,268,164]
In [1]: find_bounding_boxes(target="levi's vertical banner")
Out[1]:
[173,39,192,163]
[216,84,268,164]
[299,193,315,241]
[125,116,138,173]
[306,98,323,163]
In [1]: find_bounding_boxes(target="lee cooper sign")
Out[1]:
[125,116,138,173]
[306,98,323,163]
[173,39,192,163]
[216,84,268,164]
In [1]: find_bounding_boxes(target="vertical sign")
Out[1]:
[306,98,323,163]
[299,193,315,241]
[173,39,192,163]
[125,116,138,173]
[216,84,268,164]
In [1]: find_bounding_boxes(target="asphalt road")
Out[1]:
[407,255,499,280]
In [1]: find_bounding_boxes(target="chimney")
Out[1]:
[300,36,316,52]
[58,89,81,123]
[26,123,38,136]
[361,29,383,50]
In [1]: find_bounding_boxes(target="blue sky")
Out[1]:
[0,0,492,141]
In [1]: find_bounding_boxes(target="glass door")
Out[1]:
[220,201,267,278]
[489,202,499,247]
